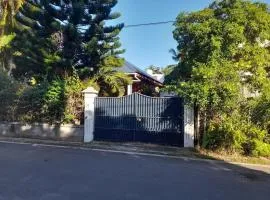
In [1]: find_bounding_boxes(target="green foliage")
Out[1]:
[249,96,270,133]
[0,34,15,49]
[17,75,86,124]
[167,0,270,156]
[0,70,18,121]
[0,73,87,124]
[9,0,127,98]
[62,75,85,124]
[79,0,125,76]
[168,0,270,109]
[0,0,24,71]
[12,1,71,80]
[43,79,66,122]
[13,0,124,82]
[17,80,66,123]
[92,56,132,97]
[0,0,24,38]
[241,124,269,156]
[203,114,246,152]
[163,64,178,85]
[17,82,49,122]
[203,112,270,157]
[0,1,129,126]
[10,70,129,123]
[246,140,270,157]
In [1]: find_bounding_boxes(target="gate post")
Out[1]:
[82,87,98,143]
[184,106,195,147]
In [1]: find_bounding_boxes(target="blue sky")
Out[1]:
[112,0,270,69]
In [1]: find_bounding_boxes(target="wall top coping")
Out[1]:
[0,122,83,128]
[82,87,99,94]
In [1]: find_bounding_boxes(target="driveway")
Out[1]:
[0,142,269,200]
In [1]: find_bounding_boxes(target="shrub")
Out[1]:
[0,71,94,124]
[249,97,270,134]
[62,75,85,124]
[243,140,270,157]
[14,75,87,124]
[203,113,270,157]
[43,79,66,123]
[16,83,48,122]
[0,71,19,121]
[203,115,246,152]
[242,127,270,157]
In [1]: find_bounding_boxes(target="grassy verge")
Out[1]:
[197,149,270,165]
[91,142,270,165]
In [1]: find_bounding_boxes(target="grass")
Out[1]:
[197,149,270,165]
[92,142,270,165]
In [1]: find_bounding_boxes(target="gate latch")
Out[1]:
[137,118,142,122]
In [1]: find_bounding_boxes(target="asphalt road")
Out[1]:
[0,142,269,200]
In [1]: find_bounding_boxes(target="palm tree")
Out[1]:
[92,65,132,97]
[0,0,25,72]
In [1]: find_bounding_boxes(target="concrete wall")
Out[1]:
[184,106,195,147]
[160,91,177,97]
[0,122,84,142]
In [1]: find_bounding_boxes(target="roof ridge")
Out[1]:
[117,60,163,84]
[125,61,162,83]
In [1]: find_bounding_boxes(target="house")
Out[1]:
[118,61,164,96]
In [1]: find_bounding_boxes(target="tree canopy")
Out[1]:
[166,0,270,154]
[0,0,24,72]
[167,0,270,110]
[12,0,125,81]
[0,0,131,126]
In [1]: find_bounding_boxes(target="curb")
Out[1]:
[0,137,269,170]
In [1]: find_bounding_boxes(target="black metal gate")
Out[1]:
[94,93,184,146]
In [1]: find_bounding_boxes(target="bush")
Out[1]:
[203,115,246,152]
[16,83,48,122]
[249,97,270,134]
[43,79,66,122]
[244,140,270,157]
[0,72,94,124]
[62,75,85,124]
[0,73,88,124]
[0,71,19,121]
[203,113,270,157]
[18,79,67,123]
[17,76,86,124]
[242,127,270,157]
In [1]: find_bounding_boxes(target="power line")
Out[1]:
[76,20,176,31]
[124,20,176,28]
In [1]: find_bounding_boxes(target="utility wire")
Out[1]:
[77,20,176,30]
[124,20,176,28]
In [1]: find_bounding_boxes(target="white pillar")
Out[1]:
[127,84,133,95]
[82,87,98,143]
[184,105,195,147]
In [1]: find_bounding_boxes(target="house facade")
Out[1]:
[118,61,164,96]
